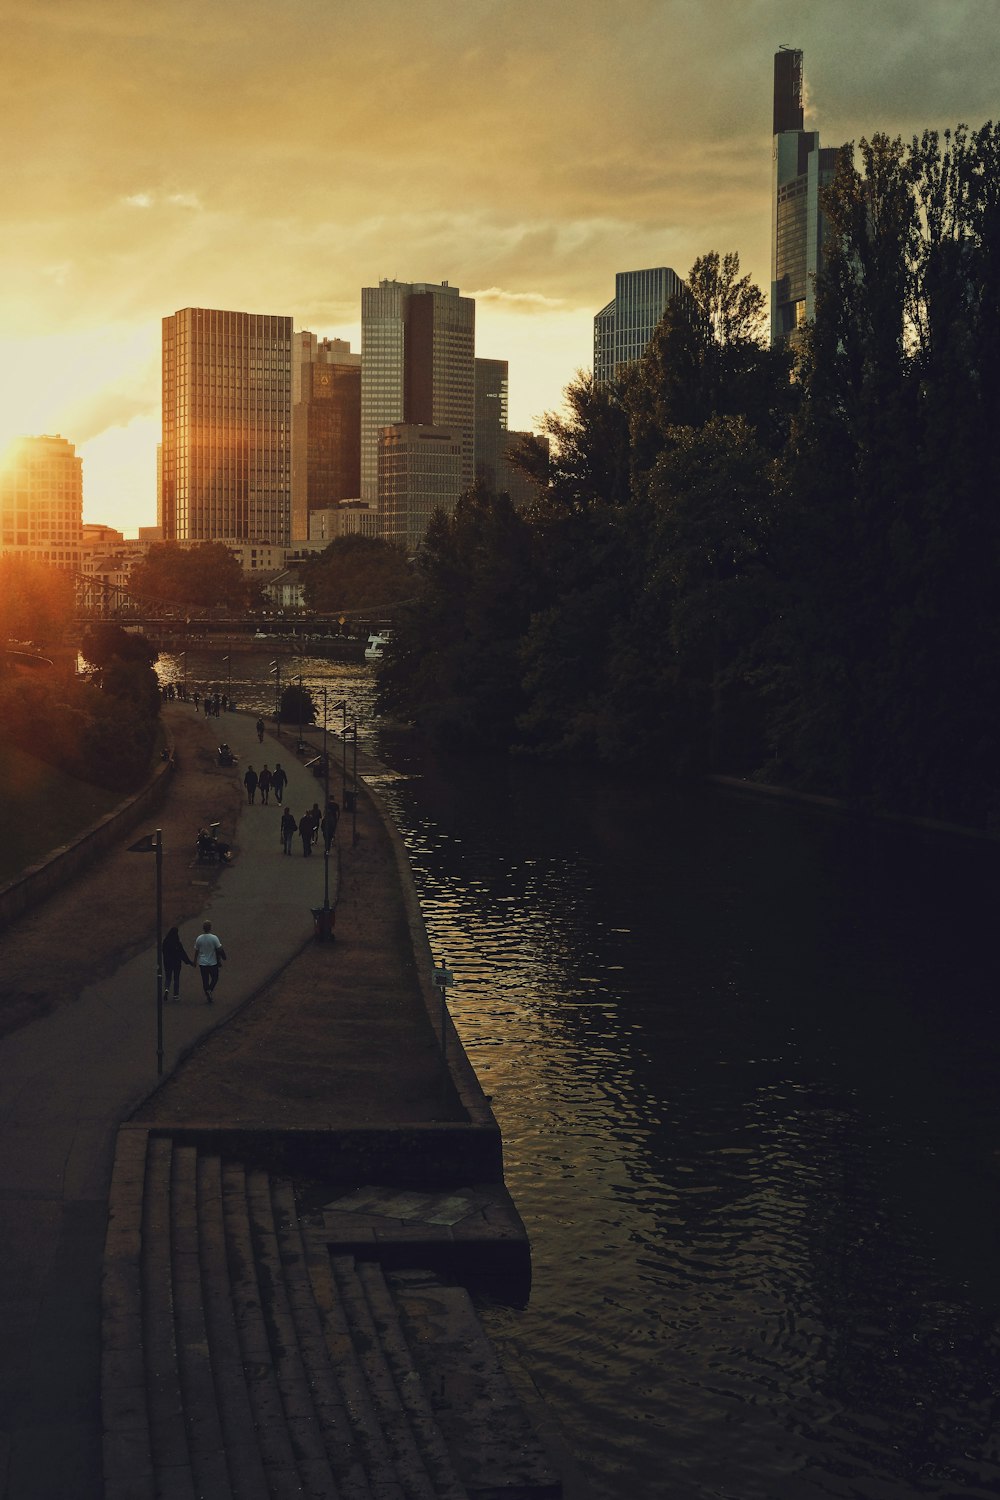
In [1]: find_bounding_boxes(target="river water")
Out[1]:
[162,650,1000,1500]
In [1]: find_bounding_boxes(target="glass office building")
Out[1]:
[593,268,684,385]
[771,48,840,346]
[0,434,82,571]
[161,307,292,544]
[360,280,475,504]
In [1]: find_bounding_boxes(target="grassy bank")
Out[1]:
[0,743,121,886]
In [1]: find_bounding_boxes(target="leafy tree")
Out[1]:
[377,488,542,748]
[280,682,316,727]
[129,542,250,610]
[606,416,780,771]
[80,621,157,671]
[0,558,74,647]
[300,534,411,613]
[773,125,1000,821]
[627,252,795,488]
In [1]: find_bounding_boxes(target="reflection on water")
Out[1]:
[160,652,1000,1497]
[156,649,380,739]
[376,743,1000,1500]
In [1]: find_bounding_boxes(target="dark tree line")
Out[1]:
[378,124,1000,827]
[0,622,162,792]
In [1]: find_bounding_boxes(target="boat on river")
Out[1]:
[364,631,392,661]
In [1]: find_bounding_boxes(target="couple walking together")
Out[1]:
[161,921,227,1002]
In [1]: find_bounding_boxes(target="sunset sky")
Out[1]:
[1,0,995,534]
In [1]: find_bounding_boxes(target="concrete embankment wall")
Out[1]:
[0,742,174,934]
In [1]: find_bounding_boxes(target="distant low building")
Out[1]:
[263,564,307,611]
[308,501,379,545]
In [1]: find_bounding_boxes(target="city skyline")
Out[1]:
[0,1,994,534]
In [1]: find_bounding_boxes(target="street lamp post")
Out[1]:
[180,651,187,699]
[343,723,360,845]
[222,654,231,708]
[333,698,347,805]
[296,674,304,750]
[127,828,164,1076]
[320,685,333,929]
[269,659,281,733]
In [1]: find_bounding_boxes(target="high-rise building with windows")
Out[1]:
[161,307,293,544]
[360,280,475,504]
[290,332,361,541]
[474,357,509,492]
[593,267,684,385]
[771,47,841,346]
[377,424,464,553]
[0,434,83,571]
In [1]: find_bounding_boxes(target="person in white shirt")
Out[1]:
[193,921,227,1002]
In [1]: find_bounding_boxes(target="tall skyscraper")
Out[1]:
[290,333,361,541]
[161,307,292,544]
[0,434,83,571]
[474,357,509,491]
[593,267,684,385]
[360,280,475,503]
[771,47,840,345]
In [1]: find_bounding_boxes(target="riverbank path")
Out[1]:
[0,704,348,1499]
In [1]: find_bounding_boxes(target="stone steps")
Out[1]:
[102,1128,560,1498]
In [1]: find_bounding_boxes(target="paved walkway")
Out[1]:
[0,706,365,1499]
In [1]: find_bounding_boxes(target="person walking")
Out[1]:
[161,925,193,1001]
[272,762,287,804]
[193,920,226,1002]
[256,717,266,743]
[243,765,259,804]
[281,806,296,856]
[320,800,339,853]
[298,811,314,856]
[308,801,322,845]
[258,765,272,804]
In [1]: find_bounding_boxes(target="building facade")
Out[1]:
[0,435,83,571]
[474,357,509,491]
[161,307,293,545]
[290,333,361,541]
[593,267,684,385]
[360,280,475,503]
[771,47,840,345]
[377,424,463,553]
[308,502,379,544]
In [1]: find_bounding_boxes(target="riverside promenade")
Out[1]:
[0,705,556,1499]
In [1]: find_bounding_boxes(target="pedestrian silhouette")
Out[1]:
[161,926,193,1001]
[193,921,226,1001]
[298,812,313,856]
